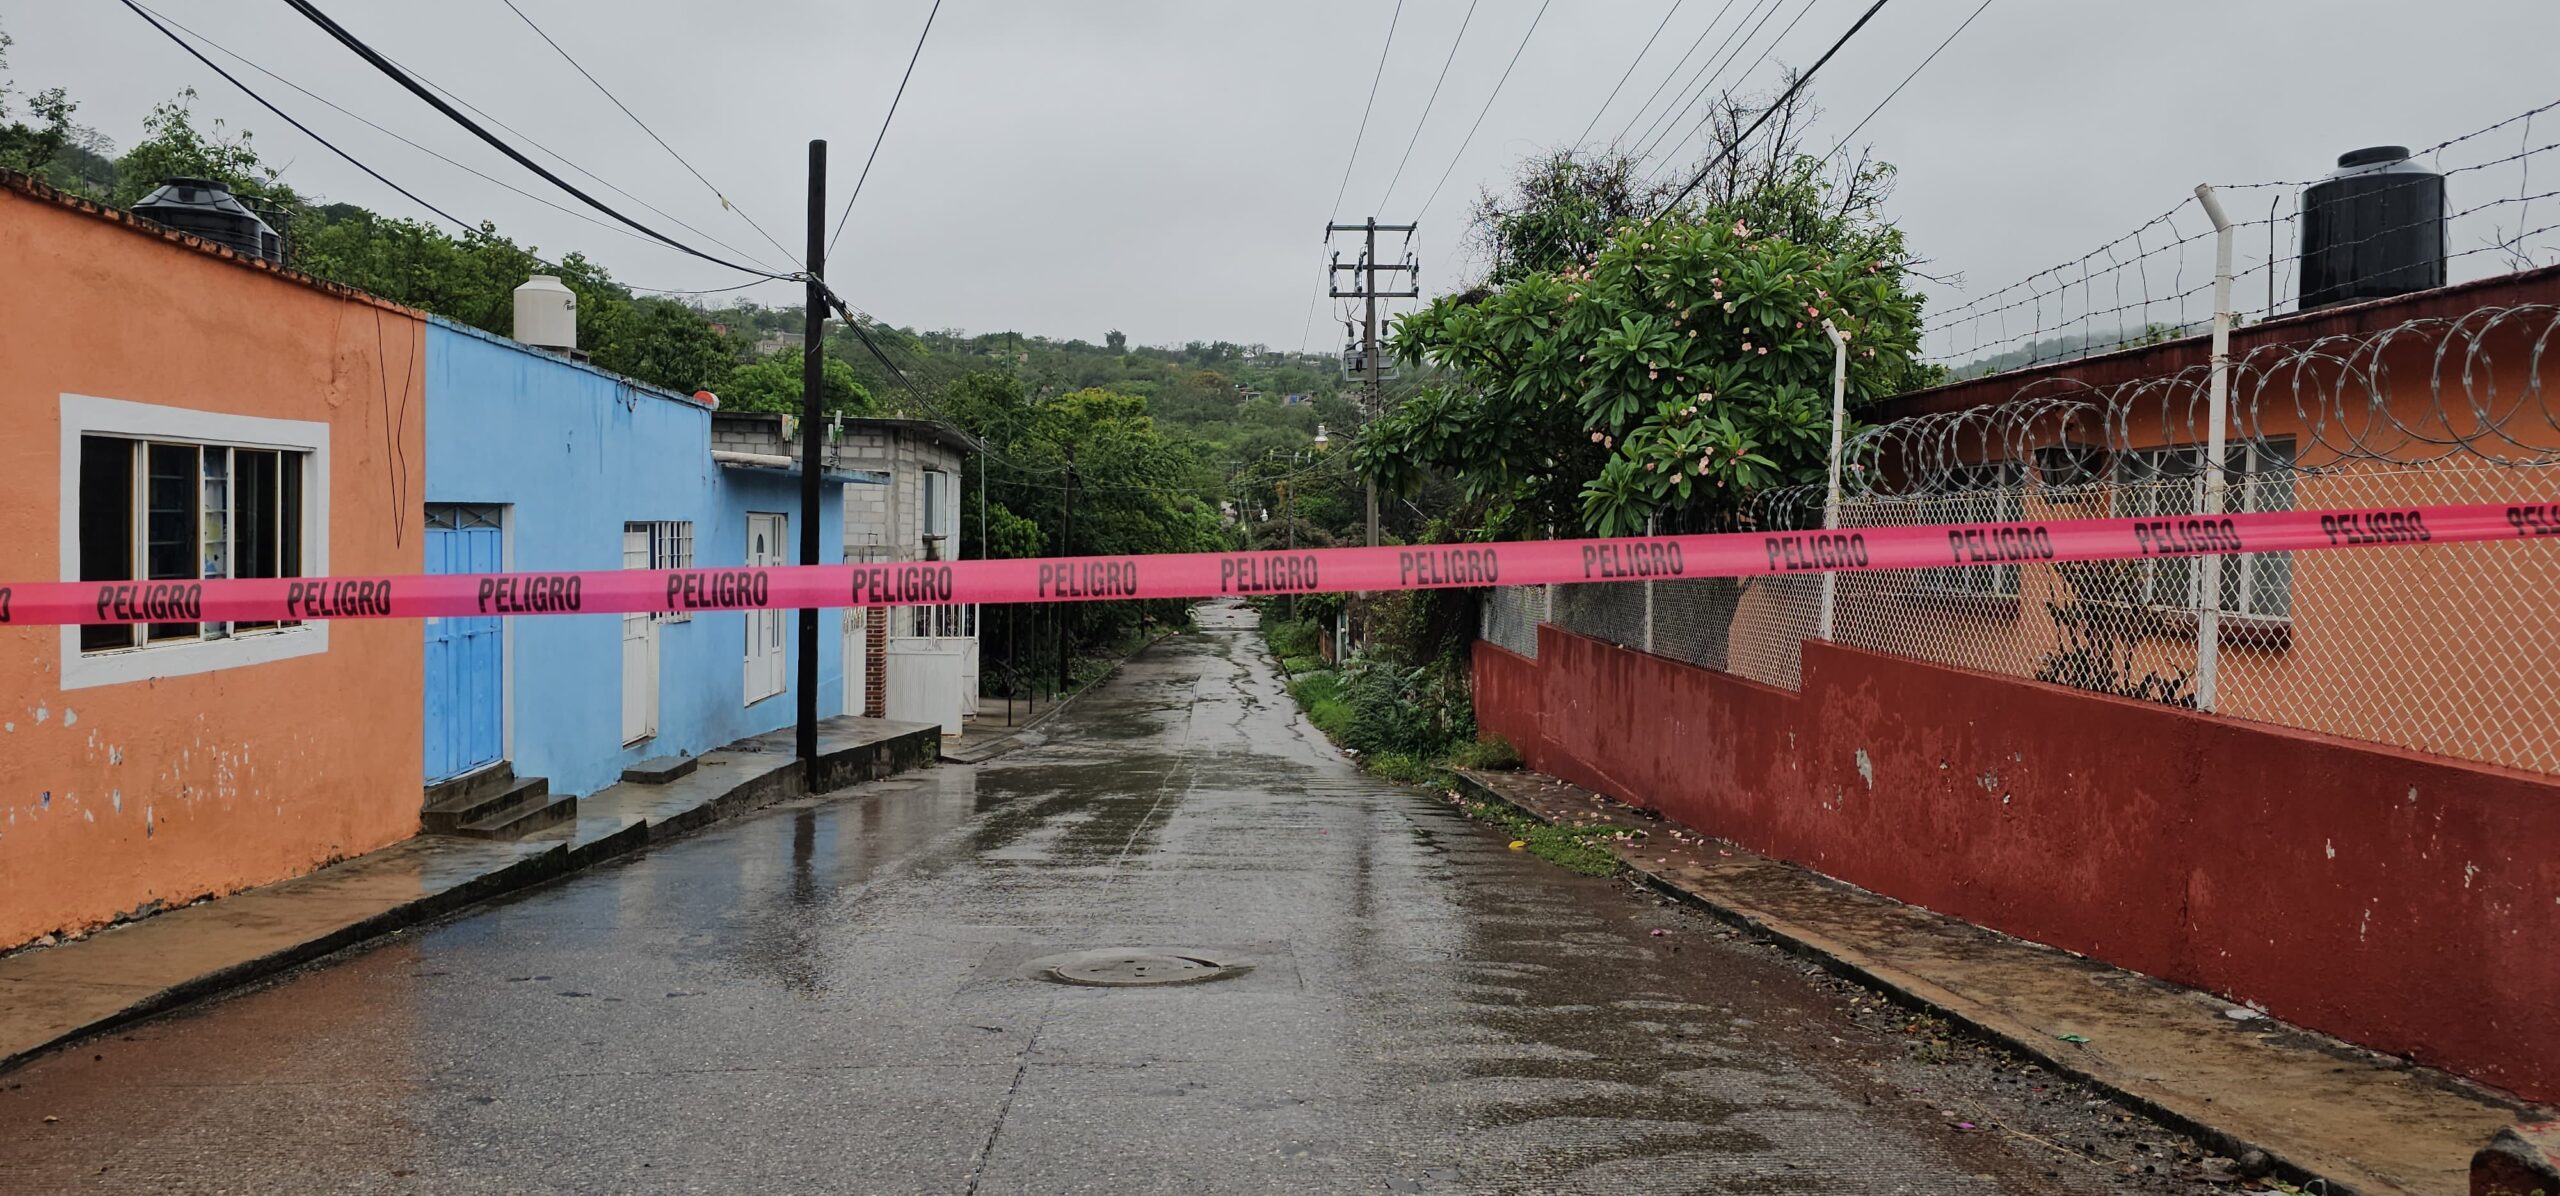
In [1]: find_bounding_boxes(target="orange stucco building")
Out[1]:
[0,175,425,948]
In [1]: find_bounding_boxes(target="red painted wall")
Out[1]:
[1476,627,2560,1103]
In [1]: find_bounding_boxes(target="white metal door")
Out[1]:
[621,528,659,744]
[886,604,976,735]
[744,513,787,704]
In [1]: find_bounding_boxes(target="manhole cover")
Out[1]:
[1031,949,1248,988]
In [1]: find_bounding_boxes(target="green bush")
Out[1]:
[1265,617,1321,661]
[1288,671,1357,740]
[1281,654,1324,676]
[1337,662,1439,757]
[1447,736,1524,770]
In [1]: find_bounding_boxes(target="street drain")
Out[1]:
[1031,949,1248,988]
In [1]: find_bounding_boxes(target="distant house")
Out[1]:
[0,172,428,948]
[423,318,878,822]
[711,413,980,735]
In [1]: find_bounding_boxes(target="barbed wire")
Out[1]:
[1749,300,2560,525]
[1923,99,2560,375]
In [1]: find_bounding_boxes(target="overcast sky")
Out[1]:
[12,1,2555,352]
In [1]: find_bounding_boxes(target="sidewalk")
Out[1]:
[1457,767,2547,1196]
[0,715,939,1076]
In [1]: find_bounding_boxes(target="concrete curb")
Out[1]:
[1450,768,2395,1196]
[0,844,576,1077]
[0,723,939,1078]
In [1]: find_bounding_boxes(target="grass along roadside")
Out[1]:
[1257,612,1629,874]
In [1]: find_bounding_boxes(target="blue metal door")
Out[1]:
[424,505,504,781]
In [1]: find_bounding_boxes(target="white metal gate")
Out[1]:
[886,603,976,735]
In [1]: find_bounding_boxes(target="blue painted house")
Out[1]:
[422,310,874,816]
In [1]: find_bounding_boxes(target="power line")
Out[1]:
[1312,2,1406,354]
[1651,0,1892,218]
[1631,0,1794,166]
[117,0,470,231]
[1608,0,1744,150]
[281,0,793,280]
[123,0,755,299]
[1416,0,1555,222]
[1822,0,1994,159]
[1327,0,1405,220]
[1378,0,1478,212]
[388,56,789,274]
[1654,0,1826,173]
[497,0,798,265]
[828,0,944,258]
[132,2,665,254]
[1573,0,1689,152]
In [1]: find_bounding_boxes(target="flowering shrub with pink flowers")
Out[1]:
[1358,212,1936,537]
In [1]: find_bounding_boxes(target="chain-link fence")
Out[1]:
[1480,302,2560,777]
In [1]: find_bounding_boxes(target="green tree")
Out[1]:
[716,350,869,415]
[0,23,76,177]
[589,296,743,395]
[1469,149,1670,286]
[109,90,297,211]
[1360,80,1933,540]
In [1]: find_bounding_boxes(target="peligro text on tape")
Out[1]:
[0,502,2547,627]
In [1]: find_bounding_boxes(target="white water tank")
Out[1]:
[512,275,578,350]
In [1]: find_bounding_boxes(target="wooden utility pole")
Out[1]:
[796,139,826,781]
[1325,217,1417,551]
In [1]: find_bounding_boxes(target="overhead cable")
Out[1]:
[1416,0,1555,222]
[1572,0,1690,152]
[119,0,470,230]
[281,0,793,280]
[498,0,798,264]
[1608,0,1744,150]
[1822,0,1995,160]
[1651,0,1892,218]
[828,0,945,257]
[1378,0,1479,212]
[1326,0,1406,221]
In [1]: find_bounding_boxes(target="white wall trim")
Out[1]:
[57,393,333,690]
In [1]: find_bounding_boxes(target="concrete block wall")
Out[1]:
[834,430,966,563]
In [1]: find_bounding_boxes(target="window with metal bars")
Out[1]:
[78,435,306,653]
[624,520,695,622]
[2113,438,2296,619]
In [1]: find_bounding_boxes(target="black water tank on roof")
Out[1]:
[131,177,281,264]
[2298,146,2446,311]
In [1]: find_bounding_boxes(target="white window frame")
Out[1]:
[919,467,957,559]
[58,394,330,689]
[626,520,696,623]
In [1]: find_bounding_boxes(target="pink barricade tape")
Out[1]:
[0,503,2550,627]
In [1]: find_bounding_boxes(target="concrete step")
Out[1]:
[620,756,699,785]
[422,762,516,811]
[456,793,578,840]
[423,775,551,835]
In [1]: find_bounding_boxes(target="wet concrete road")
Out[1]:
[1,604,2182,1194]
